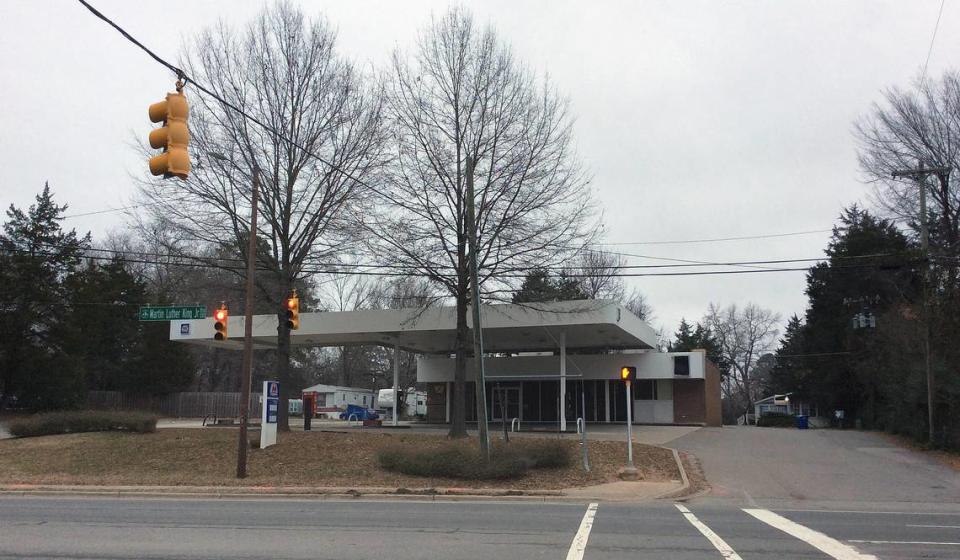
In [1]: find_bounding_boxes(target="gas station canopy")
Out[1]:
[169,299,658,354]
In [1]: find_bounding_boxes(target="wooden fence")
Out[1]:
[86,391,262,418]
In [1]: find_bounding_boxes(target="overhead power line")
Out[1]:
[3,241,927,272]
[2,245,925,278]
[920,0,947,87]
[599,228,833,246]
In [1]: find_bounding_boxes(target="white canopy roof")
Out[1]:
[169,299,657,354]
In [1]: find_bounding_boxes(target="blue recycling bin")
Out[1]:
[795,415,809,429]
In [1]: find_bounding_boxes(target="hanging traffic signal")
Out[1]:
[285,290,300,330]
[147,89,190,179]
[213,304,228,340]
[620,366,636,382]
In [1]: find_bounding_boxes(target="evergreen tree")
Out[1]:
[670,318,728,375]
[512,269,588,303]
[0,184,90,409]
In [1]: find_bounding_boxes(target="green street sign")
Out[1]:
[138,305,207,321]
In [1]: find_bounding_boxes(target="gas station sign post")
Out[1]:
[261,380,279,449]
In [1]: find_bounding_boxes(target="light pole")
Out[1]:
[210,152,261,478]
[892,161,952,445]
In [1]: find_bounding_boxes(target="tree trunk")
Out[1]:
[337,347,348,387]
[449,290,469,438]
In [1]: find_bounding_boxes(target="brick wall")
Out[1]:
[673,379,706,424]
[704,359,723,427]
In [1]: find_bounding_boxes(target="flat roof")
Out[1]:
[169,299,658,354]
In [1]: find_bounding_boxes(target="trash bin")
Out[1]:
[795,415,808,430]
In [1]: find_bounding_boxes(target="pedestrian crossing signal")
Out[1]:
[620,366,636,381]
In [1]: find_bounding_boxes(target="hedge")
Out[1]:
[7,410,158,438]
[756,413,797,428]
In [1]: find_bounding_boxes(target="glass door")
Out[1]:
[490,385,521,421]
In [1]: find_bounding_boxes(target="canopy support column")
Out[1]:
[559,330,567,432]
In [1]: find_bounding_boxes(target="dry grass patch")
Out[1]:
[0,429,679,489]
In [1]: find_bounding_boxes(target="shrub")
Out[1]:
[507,440,572,469]
[378,443,528,480]
[7,410,158,438]
[756,413,796,428]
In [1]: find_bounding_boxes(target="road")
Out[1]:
[2,495,959,559]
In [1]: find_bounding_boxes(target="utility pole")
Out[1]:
[465,155,491,458]
[236,163,261,478]
[892,160,952,445]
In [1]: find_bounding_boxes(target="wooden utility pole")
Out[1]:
[465,155,491,458]
[892,160,952,445]
[236,165,261,478]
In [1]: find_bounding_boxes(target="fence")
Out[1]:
[86,391,262,418]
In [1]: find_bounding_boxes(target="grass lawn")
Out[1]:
[0,429,679,489]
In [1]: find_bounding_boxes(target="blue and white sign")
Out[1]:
[260,380,280,448]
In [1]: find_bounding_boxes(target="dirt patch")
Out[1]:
[882,432,960,472]
[0,429,679,489]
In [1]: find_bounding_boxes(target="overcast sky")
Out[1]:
[2,0,957,340]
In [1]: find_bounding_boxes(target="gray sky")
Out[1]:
[2,0,956,339]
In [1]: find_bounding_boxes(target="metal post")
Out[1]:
[580,382,590,472]
[625,379,634,468]
[465,155,490,458]
[559,330,567,432]
[236,166,260,479]
[392,344,400,426]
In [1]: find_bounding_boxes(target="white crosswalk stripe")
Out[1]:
[744,508,878,560]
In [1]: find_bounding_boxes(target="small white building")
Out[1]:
[753,392,817,422]
[377,388,427,417]
[301,384,375,417]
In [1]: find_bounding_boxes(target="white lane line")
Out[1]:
[565,502,598,560]
[675,504,743,560]
[851,539,960,546]
[774,508,960,516]
[907,524,960,529]
[744,508,877,560]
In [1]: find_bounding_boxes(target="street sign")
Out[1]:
[138,306,206,321]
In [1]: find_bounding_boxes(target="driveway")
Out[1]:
[673,426,960,507]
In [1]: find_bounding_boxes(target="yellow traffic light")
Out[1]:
[285,290,300,330]
[214,304,228,340]
[148,91,190,179]
[620,366,636,382]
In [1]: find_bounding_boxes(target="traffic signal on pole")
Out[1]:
[147,90,190,179]
[214,304,228,341]
[620,366,636,382]
[285,290,300,330]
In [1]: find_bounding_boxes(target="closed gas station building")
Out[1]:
[170,299,721,429]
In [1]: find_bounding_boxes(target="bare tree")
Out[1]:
[569,249,653,320]
[361,7,596,437]
[138,3,385,429]
[575,249,625,301]
[855,71,960,257]
[703,302,781,418]
[623,288,654,322]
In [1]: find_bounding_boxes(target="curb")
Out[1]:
[0,484,570,502]
[652,447,692,500]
